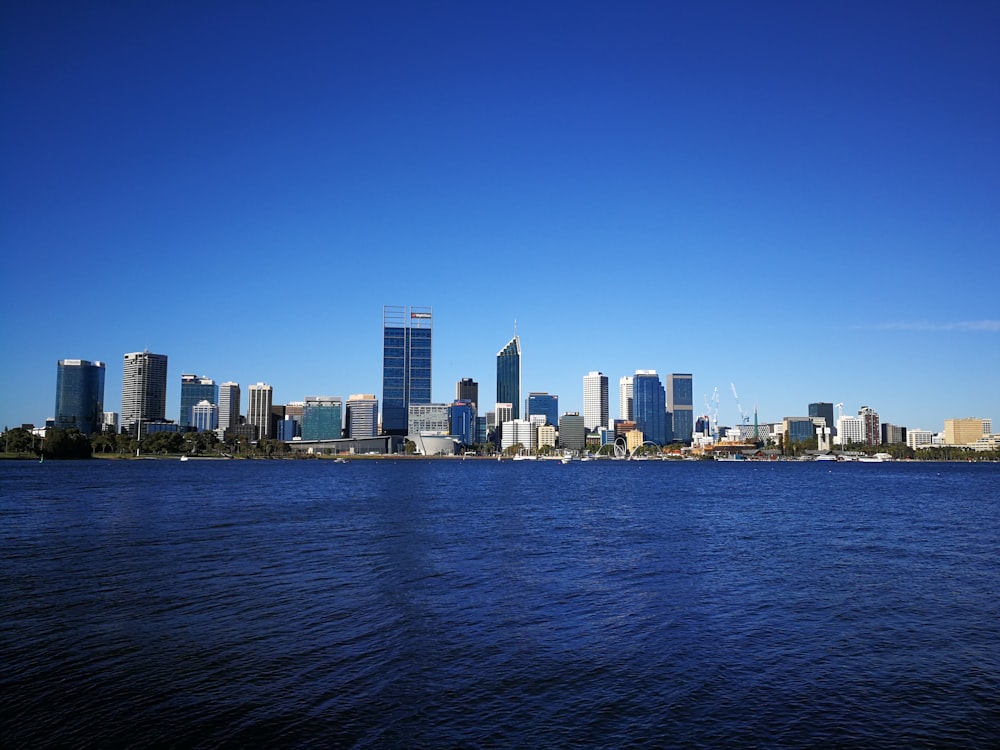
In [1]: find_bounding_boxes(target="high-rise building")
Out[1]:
[451,400,476,446]
[346,394,378,438]
[667,373,693,444]
[382,305,433,435]
[180,375,217,430]
[558,412,586,451]
[782,417,817,444]
[944,418,990,446]
[632,370,667,445]
[497,335,522,420]
[247,383,274,440]
[526,392,558,426]
[837,415,864,445]
[54,359,106,435]
[881,423,906,445]
[121,351,168,434]
[859,406,880,447]
[301,396,342,440]
[583,371,609,431]
[907,429,934,450]
[808,402,835,432]
[456,378,478,407]
[407,403,451,435]
[191,400,219,431]
[218,382,241,432]
[501,419,536,453]
[619,376,633,421]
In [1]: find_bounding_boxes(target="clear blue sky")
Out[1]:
[2,1,998,434]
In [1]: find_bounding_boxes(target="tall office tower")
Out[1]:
[247,383,274,440]
[218,382,241,432]
[54,359,106,435]
[619,376,633,421]
[558,412,586,451]
[666,373,693,444]
[497,334,522,419]
[179,374,217,429]
[838,415,864,445]
[583,371,609,431]
[526,392,558,426]
[121,351,168,434]
[632,370,667,445]
[382,305,433,435]
[858,405,880,447]
[456,378,479,407]
[301,397,342,440]
[346,394,378,438]
[808,402,835,433]
[191,400,219,431]
[451,400,476,446]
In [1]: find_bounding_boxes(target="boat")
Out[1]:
[180,455,189,462]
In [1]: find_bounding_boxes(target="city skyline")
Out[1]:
[2,4,998,432]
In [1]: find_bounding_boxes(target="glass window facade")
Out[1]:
[301,398,342,440]
[496,336,521,420]
[55,359,106,435]
[526,393,558,426]
[382,306,432,435]
[180,375,217,429]
[633,371,667,445]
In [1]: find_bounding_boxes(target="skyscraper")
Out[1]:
[301,396,342,440]
[180,374,217,430]
[859,406,880,447]
[218,382,241,432]
[456,378,478,407]
[808,402,835,432]
[619,376,633,421]
[346,394,378,438]
[247,382,274,440]
[497,334,521,420]
[54,359,106,435]
[583,371,609,431]
[526,392,558,426]
[121,351,168,434]
[667,373,693,444]
[382,305,433,435]
[632,370,667,445]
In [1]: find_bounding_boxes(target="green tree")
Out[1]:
[44,428,92,459]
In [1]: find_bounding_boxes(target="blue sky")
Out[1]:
[2,1,998,434]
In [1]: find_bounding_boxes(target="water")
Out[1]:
[2,459,998,748]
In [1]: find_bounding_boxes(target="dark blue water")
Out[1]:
[2,459,998,748]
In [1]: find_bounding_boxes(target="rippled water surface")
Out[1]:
[2,459,999,748]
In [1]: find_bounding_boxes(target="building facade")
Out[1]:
[456,378,478,407]
[121,351,168,434]
[559,412,586,451]
[859,406,880,447]
[450,400,476,446]
[180,375,217,430]
[944,418,990,446]
[526,392,558,426]
[247,383,274,440]
[301,396,342,441]
[191,400,219,432]
[808,402,835,432]
[218,382,241,432]
[632,370,667,445]
[407,403,451,435]
[346,394,378,438]
[54,359,106,435]
[619,376,633,421]
[783,417,817,444]
[667,373,693,444]
[501,419,536,453]
[496,335,522,420]
[583,371,609,431]
[838,415,865,445]
[381,305,433,435]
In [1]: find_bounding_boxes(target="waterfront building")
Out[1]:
[614,419,637,439]
[907,429,934,450]
[102,412,118,434]
[346,394,378,438]
[121,351,168,435]
[180,375,217,430]
[191,400,219,432]
[450,400,476,446]
[944,418,990,446]
[54,359,106,435]
[408,403,451,435]
[501,419,536,453]
[456,378,478,407]
[538,424,556,450]
[301,397,342,441]
[475,415,488,445]
[495,402,513,444]
[382,305,433,435]
[837,415,865,445]
[808,402,835,432]
[859,406,880,447]
[526,392,558,426]
[667,373,693,444]
[276,416,300,442]
[559,412,586,451]
[247,383,274,440]
[583,371,609,431]
[783,417,817,445]
[218,382,241,432]
[497,335,522,420]
[619,376,633,420]
[881,423,906,445]
[632,370,667,445]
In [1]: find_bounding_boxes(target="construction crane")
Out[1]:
[703,388,720,441]
[731,383,750,440]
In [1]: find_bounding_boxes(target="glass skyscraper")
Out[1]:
[496,335,521,420]
[180,374,217,430]
[667,373,693,444]
[526,392,558,426]
[54,359,106,435]
[632,370,667,446]
[382,305,433,435]
[301,397,342,440]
